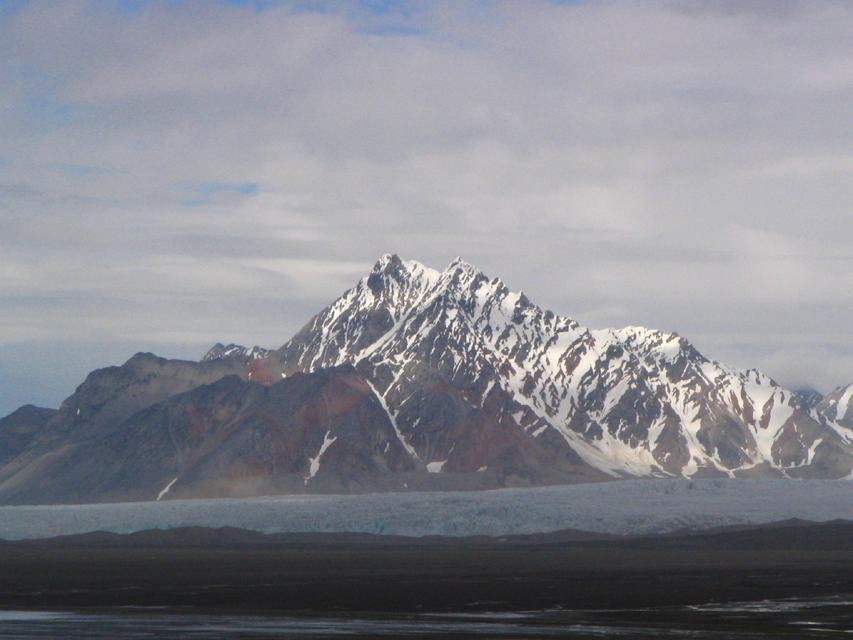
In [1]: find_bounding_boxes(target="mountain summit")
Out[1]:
[1,255,851,504]
[265,254,853,481]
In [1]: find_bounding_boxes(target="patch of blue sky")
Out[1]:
[290,0,333,15]
[50,164,113,179]
[3,64,85,134]
[291,0,410,15]
[223,0,279,10]
[197,181,260,196]
[292,0,424,33]
[187,0,418,13]
[9,63,63,93]
[362,22,424,37]
[358,0,413,16]
[0,0,28,20]
[111,0,175,15]
[113,0,282,13]
[113,0,147,13]
[26,94,85,129]
[103,0,428,35]
[179,180,260,206]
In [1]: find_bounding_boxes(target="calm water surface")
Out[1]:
[1,596,851,639]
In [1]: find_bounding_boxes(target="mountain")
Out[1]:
[0,367,423,505]
[201,343,270,362]
[816,383,853,428]
[262,255,853,481]
[0,354,250,502]
[0,254,851,504]
[0,405,56,467]
[793,388,824,410]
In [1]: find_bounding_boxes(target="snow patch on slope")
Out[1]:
[426,460,447,473]
[366,379,419,460]
[304,431,337,485]
[836,386,853,422]
[156,477,177,502]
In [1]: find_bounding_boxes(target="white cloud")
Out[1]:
[1,0,853,412]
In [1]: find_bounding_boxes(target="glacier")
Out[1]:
[0,479,850,541]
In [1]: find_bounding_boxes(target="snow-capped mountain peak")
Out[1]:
[5,254,850,506]
[202,343,270,362]
[264,255,853,481]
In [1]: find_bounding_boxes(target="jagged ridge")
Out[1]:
[2,254,852,505]
[248,254,853,480]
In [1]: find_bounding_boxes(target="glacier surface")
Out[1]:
[0,479,850,541]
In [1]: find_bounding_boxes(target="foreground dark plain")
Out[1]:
[0,522,852,638]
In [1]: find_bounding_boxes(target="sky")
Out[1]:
[1,0,853,415]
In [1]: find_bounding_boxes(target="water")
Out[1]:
[1,597,851,639]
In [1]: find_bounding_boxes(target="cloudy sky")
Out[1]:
[2,0,853,415]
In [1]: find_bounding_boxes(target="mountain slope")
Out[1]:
[0,367,424,504]
[0,405,57,467]
[261,254,853,481]
[0,353,251,499]
[794,388,824,410]
[0,254,851,504]
[817,383,853,429]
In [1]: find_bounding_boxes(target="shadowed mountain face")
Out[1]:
[0,255,851,504]
[0,405,56,467]
[0,368,422,505]
[0,353,251,502]
[794,388,824,411]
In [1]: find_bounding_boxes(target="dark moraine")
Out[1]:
[0,520,852,638]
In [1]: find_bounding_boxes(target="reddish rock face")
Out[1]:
[0,367,421,504]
